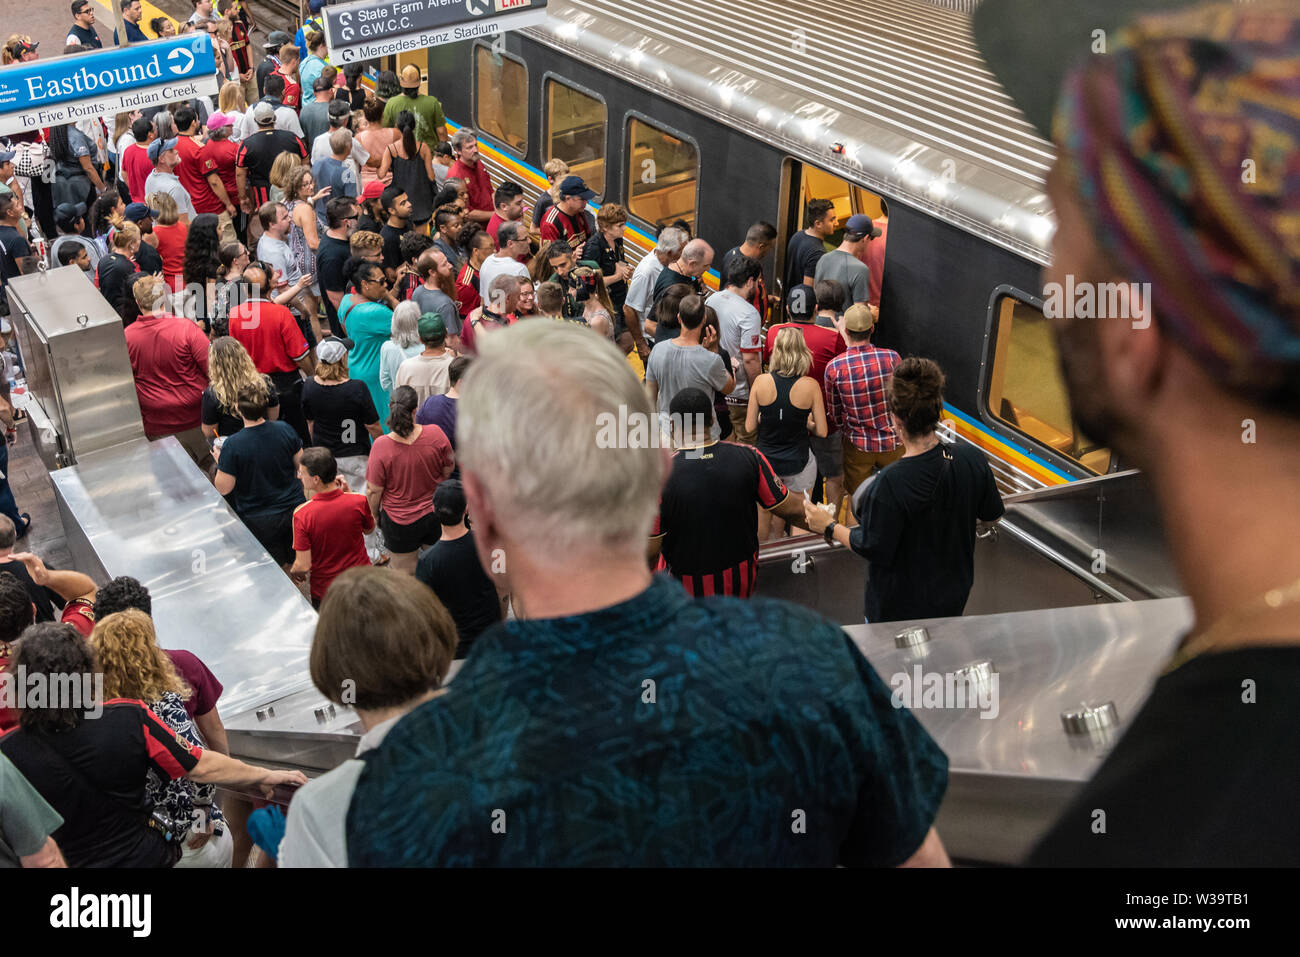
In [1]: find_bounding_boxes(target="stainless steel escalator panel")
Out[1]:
[846,597,1193,863]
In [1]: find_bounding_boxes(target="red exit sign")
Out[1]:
[496,0,533,10]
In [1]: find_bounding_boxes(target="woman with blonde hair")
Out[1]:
[268,152,303,205]
[147,191,189,293]
[218,81,249,141]
[2,35,38,65]
[746,326,827,539]
[91,609,233,867]
[531,158,570,228]
[378,301,425,394]
[201,337,280,441]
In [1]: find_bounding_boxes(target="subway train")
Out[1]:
[399,0,1114,495]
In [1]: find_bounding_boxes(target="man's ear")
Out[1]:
[1099,282,1166,406]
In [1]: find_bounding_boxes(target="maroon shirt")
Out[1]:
[447,157,492,214]
[125,313,210,437]
[177,135,223,214]
[291,488,375,600]
[365,426,454,525]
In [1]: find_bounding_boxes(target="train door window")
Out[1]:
[986,292,1113,474]
[545,78,606,197]
[625,117,698,233]
[474,45,528,154]
[779,160,886,297]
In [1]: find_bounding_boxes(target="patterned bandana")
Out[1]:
[1054,1,1300,410]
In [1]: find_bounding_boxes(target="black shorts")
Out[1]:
[241,509,295,566]
[380,510,440,554]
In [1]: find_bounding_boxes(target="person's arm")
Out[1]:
[770,487,808,530]
[9,553,95,602]
[187,748,307,794]
[201,423,218,442]
[741,350,762,391]
[326,286,345,311]
[809,382,828,437]
[214,468,236,496]
[289,548,310,583]
[193,707,229,756]
[207,172,235,216]
[420,144,435,181]
[365,481,383,521]
[745,379,762,434]
[21,835,66,869]
[235,165,251,211]
[297,201,322,251]
[823,366,842,432]
[646,378,658,409]
[377,146,392,182]
[899,828,951,867]
[365,421,383,439]
[77,153,106,193]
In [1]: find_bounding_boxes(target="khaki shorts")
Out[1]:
[727,403,755,444]
[842,438,902,496]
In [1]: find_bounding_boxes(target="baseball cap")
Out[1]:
[265,30,291,49]
[54,202,87,227]
[786,283,815,320]
[252,101,276,126]
[844,213,881,240]
[558,175,596,200]
[14,40,37,56]
[972,0,1190,139]
[0,150,15,165]
[399,65,421,88]
[147,137,178,164]
[432,479,466,519]
[316,338,348,364]
[843,303,876,333]
[417,313,447,341]
[124,202,160,223]
[206,111,235,132]
[313,75,333,93]
[361,180,385,200]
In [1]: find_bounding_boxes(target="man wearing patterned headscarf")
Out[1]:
[976,0,1300,865]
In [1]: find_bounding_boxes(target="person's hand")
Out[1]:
[294,274,312,291]
[701,325,719,351]
[241,69,253,83]
[289,568,308,583]
[239,194,253,214]
[311,187,331,204]
[9,551,47,585]
[224,203,236,218]
[258,768,308,797]
[636,338,651,361]
[802,498,833,534]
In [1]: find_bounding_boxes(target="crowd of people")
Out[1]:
[1,0,1296,869]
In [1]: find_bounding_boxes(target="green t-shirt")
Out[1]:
[0,752,63,867]
[381,93,446,148]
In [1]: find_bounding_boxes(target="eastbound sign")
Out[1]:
[323,0,548,63]
[0,36,218,137]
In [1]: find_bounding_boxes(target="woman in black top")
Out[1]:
[746,327,827,539]
[201,337,279,441]
[182,214,224,335]
[300,338,382,493]
[802,357,1005,624]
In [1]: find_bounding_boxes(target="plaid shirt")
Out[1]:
[824,343,902,453]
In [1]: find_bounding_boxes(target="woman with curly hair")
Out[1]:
[92,609,234,868]
[182,214,224,333]
[201,337,279,441]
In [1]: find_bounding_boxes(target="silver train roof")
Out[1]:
[526,0,1057,263]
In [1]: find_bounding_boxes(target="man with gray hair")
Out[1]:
[344,320,951,867]
[624,224,687,350]
[477,221,531,305]
[461,273,520,355]
[652,237,713,307]
[446,129,492,225]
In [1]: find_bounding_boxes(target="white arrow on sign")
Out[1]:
[465,0,488,15]
[167,47,195,75]
[339,11,351,25]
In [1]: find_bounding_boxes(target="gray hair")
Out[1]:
[328,127,352,156]
[485,273,520,312]
[390,301,421,349]
[152,111,176,141]
[656,226,688,258]
[497,221,524,246]
[450,128,478,153]
[459,322,665,556]
[680,238,714,267]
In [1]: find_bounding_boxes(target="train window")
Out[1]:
[474,45,528,154]
[545,79,606,196]
[986,293,1113,474]
[625,117,698,233]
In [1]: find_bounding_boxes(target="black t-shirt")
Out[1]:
[96,252,138,317]
[216,420,304,518]
[0,700,201,867]
[356,212,383,236]
[236,129,307,187]
[67,24,103,49]
[201,382,280,438]
[135,240,163,275]
[0,558,56,623]
[652,266,701,306]
[317,236,351,331]
[653,442,789,575]
[1028,646,1300,866]
[415,530,501,656]
[380,223,406,272]
[582,231,627,313]
[301,378,379,458]
[785,231,827,292]
[0,225,31,295]
[850,443,1003,623]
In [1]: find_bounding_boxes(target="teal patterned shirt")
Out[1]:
[346,575,947,866]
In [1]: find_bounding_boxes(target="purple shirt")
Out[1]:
[415,393,457,449]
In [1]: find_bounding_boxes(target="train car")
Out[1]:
[395,0,1115,493]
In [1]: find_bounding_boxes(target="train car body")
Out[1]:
[408,0,1115,491]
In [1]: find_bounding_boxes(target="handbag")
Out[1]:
[9,138,53,183]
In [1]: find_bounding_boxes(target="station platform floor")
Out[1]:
[6,424,73,574]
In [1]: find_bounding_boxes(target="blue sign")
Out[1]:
[0,36,217,136]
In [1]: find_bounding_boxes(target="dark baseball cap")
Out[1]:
[0,150,14,165]
[265,30,292,49]
[558,175,595,200]
[124,202,159,223]
[54,202,87,226]
[972,0,1194,138]
[844,213,881,240]
[433,479,467,521]
[417,313,446,341]
[786,283,815,320]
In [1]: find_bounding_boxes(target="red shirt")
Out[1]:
[125,313,210,436]
[455,264,480,319]
[152,221,189,292]
[176,135,222,214]
[486,211,504,246]
[539,204,591,249]
[858,218,887,308]
[365,425,454,525]
[824,343,902,453]
[123,142,153,203]
[273,67,302,110]
[229,299,310,374]
[291,488,374,600]
[763,321,847,408]
[447,158,492,213]
[199,139,239,211]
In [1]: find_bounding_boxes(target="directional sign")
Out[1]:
[323,0,548,63]
[0,36,218,137]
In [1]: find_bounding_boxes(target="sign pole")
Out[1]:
[111,0,129,46]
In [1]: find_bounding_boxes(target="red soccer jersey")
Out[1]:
[273,67,302,110]
[124,314,210,437]
[291,487,374,600]
[447,158,492,214]
[123,142,153,203]
[455,264,481,319]
[763,321,847,407]
[539,205,591,250]
[176,135,223,214]
[229,299,310,374]
[198,138,240,212]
